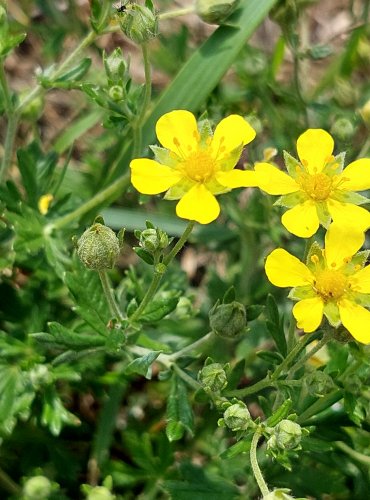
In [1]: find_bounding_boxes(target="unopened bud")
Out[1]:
[87,486,115,500]
[195,0,239,24]
[334,78,358,107]
[118,4,158,44]
[263,488,295,500]
[209,301,246,339]
[360,99,370,126]
[108,85,125,101]
[330,118,355,141]
[199,363,227,392]
[222,402,251,431]
[304,370,335,397]
[23,476,52,500]
[273,419,302,450]
[77,223,121,270]
[139,228,169,253]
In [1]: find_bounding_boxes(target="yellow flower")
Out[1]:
[254,129,370,237]
[38,194,53,215]
[265,224,370,344]
[130,110,257,224]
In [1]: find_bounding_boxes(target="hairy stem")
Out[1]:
[98,270,124,320]
[250,430,269,497]
[158,7,195,20]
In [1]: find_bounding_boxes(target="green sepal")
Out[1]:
[133,246,154,265]
[219,144,243,171]
[345,250,370,274]
[149,145,178,167]
[305,241,325,270]
[198,118,212,145]
[323,152,345,175]
[283,150,302,178]
[266,399,293,427]
[316,202,331,228]
[323,302,341,327]
[353,292,370,308]
[140,296,179,323]
[288,286,316,301]
[331,190,370,206]
[275,191,306,208]
[164,179,193,200]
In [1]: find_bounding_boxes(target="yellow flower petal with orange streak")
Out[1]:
[215,169,258,188]
[211,115,256,159]
[337,158,370,191]
[156,110,199,155]
[338,299,370,344]
[327,199,370,232]
[130,159,182,194]
[293,297,324,332]
[297,129,334,174]
[176,184,220,224]
[324,223,364,269]
[265,248,314,287]
[254,162,300,195]
[348,265,370,294]
[281,200,319,238]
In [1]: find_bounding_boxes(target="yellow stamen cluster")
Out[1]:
[314,269,347,301]
[297,172,333,201]
[181,150,216,183]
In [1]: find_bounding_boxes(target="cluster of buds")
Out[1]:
[22,476,53,500]
[134,221,170,265]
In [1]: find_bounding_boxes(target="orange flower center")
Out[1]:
[298,172,333,201]
[181,150,216,183]
[314,269,347,301]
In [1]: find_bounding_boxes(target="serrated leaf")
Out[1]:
[41,387,80,435]
[124,351,161,379]
[166,374,194,441]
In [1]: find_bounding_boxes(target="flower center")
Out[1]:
[314,269,347,301]
[298,172,333,201]
[181,150,216,183]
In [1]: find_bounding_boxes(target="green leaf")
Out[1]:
[53,58,92,83]
[32,322,105,350]
[133,246,154,265]
[219,438,251,459]
[266,399,293,426]
[124,351,162,379]
[266,294,287,356]
[41,387,80,435]
[246,304,264,321]
[0,32,26,57]
[54,109,104,153]
[166,374,194,442]
[140,296,179,323]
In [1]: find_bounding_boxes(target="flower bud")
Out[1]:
[263,488,295,500]
[334,78,358,107]
[304,370,335,397]
[199,363,227,393]
[139,228,169,253]
[195,0,239,24]
[273,419,302,450]
[108,85,125,101]
[360,99,370,126]
[222,402,251,431]
[87,486,115,500]
[23,476,52,500]
[330,118,355,141]
[209,301,246,339]
[118,4,158,45]
[77,223,121,270]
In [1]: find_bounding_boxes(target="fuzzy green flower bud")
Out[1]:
[77,223,121,270]
[263,488,295,500]
[330,118,355,141]
[222,402,251,431]
[23,476,52,500]
[87,486,115,500]
[118,4,158,44]
[199,363,227,393]
[360,99,370,126]
[139,228,169,253]
[274,419,302,450]
[304,370,335,397]
[209,301,246,339]
[195,0,239,24]
[108,85,125,101]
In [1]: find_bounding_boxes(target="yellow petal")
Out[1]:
[281,201,319,238]
[176,184,220,224]
[297,129,334,173]
[130,159,182,194]
[338,158,370,191]
[348,265,370,293]
[211,115,256,159]
[338,299,370,344]
[328,199,370,231]
[293,297,324,332]
[156,110,199,154]
[254,162,300,194]
[215,169,258,188]
[265,248,314,287]
[324,223,364,269]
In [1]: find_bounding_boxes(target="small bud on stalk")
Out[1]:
[269,419,302,451]
[199,362,228,393]
[118,3,158,44]
[209,300,246,339]
[220,402,252,431]
[263,488,296,500]
[139,228,169,253]
[77,223,121,270]
[195,0,239,25]
[23,476,52,500]
[330,118,355,141]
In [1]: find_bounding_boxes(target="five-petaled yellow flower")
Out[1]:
[130,110,257,224]
[254,129,370,237]
[265,225,370,344]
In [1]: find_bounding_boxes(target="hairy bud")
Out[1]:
[263,488,295,500]
[273,419,302,450]
[118,4,158,44]
[87,486,115,500]
[139,228,169,253]
[23,476,52,500]
[330,118,355,141]
[209,301,246,339]
[199,362,227,393]
[195,0,239,24]
[304,370,335,397]
[77,223,121,270]
[221,402,252,431]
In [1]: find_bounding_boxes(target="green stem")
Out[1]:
[169,331,214,361]
[132,42,152,158]
[297,389,343,424]
[0,61,12,113]
[163,220,195,265]
[288,332,331,376]
[357,135,370,159]
[158,7,195,20]
[226,376,272,398]
[335,441,370,466]
[46,173,130,232]
[98,270,124,320]
[250,430,269,497]
[0,467,21,496]
[173,364,201,391]
[0,111,18,182]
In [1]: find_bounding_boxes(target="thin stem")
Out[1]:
[226,376,272,398]
[288,332,331,376]
[0,61,12,113]
[164,220,195,265]
[250,430,269,497]
[98,270,124,321]
[158,7,195,20]
[172,364,201,391]
[169,332,214,361]
[132,42,152,158]
[0,467,21,496]
[335,441,370,466]
[0,111,18,182]
[128,271,162,323]
[297,389,343,424]
[46,173,130,232]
